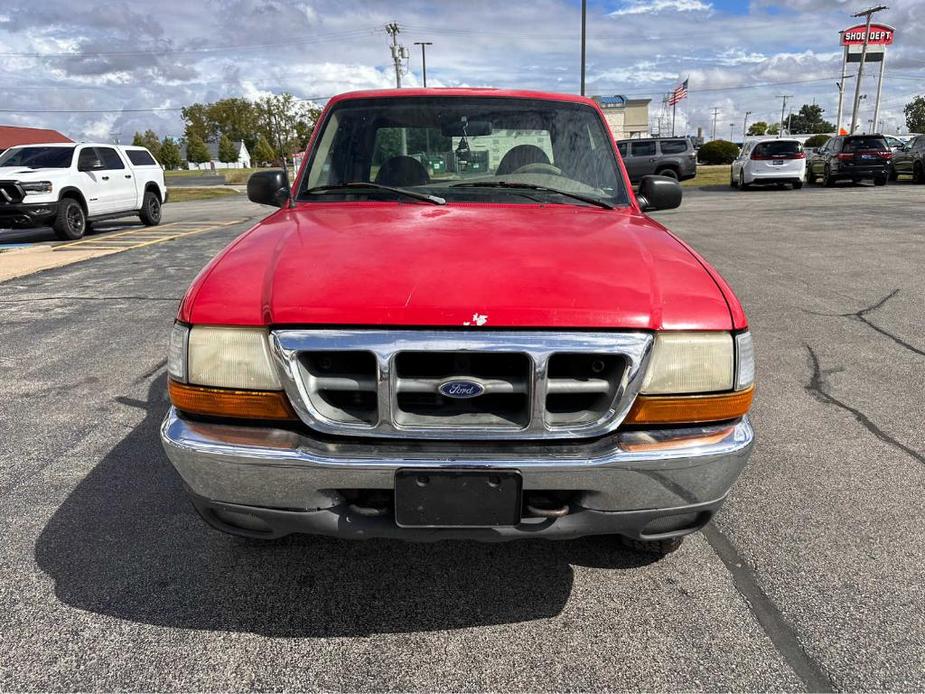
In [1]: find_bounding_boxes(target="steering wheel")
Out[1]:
[512,162,562,176]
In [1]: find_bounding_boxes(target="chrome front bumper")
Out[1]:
[160,408,754,541]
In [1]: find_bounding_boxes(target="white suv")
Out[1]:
[731,139,806,190]
[0,142,167,239]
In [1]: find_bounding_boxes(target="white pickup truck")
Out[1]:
[0,142,167,239]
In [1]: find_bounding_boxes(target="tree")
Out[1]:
[253,135,276,166]
[767,123,780,135]
[788,104,834,134]
[130,129,163,161]
[159,137,182,170]
[698,140,739,165]
[186,135,211,165]
[181,103,215,143]
[747,121,768,136]
[904,96,925,133]
[804,134,831,149]
[218,134,238,164]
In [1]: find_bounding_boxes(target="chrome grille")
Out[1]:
[272,330,653,440]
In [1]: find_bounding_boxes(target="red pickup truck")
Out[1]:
[161,88,754,555]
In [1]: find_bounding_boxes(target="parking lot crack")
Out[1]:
[805,345,924,466]
[803,290,924,358]
[703,525,835,692]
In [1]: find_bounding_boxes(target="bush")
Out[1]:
[804,134,831,149]
[698,139,739,165]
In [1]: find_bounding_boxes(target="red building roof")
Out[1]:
[0,125,72,150]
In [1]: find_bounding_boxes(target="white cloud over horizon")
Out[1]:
[0,0,921,142]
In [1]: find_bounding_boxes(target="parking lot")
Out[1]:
[1,183,923,690]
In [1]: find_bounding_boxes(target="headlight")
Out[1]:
[627,330,754,425]
[641,332,734,394]
[186,326,282,389]
[20,181,53,194]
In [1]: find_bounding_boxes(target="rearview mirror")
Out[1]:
[637,175,682,211]
[247,170,289,207]
[441,119,493,137]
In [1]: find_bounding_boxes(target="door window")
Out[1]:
[658,140,688,154]
[97,147,125,169]
[630,142,656,156]
[617,142,628,157]
[77,148,104,171]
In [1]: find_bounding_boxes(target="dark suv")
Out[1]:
[890,135,925,183]
[616,138,697,183]
[807,134,892,187]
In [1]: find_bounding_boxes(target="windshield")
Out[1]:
[0,146,75,168]
[299,97,628,207]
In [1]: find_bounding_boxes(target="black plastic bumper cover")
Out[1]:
[187,488,726,543]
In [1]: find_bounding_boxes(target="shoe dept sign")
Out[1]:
[840,23,895,45]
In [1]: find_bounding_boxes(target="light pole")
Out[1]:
[730,123,736,142]
[580,0,587,96]
[849,5,889,135]
[776,95,792,137]
[414,41,433,88]
[743,111,752,138]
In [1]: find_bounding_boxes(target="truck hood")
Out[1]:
[0,167,71,180]
[182,202,735,330]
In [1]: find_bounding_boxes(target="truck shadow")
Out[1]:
[35,375,656,637]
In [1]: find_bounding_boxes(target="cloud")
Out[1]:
[609,0,712,16]
[0,0,922,142]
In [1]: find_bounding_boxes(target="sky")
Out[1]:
[1,0,922,143]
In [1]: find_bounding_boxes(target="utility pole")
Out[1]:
[385,22,408,89]
[743,110,752,138]
[776,95,792,137]
[386,22,408,154]
[729,123,736,142]
[710,107,720,140]
[849,5,888,134]
[414,41,433,88]
[580,0,587,96]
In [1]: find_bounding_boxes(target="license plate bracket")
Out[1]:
[395,469,522,527]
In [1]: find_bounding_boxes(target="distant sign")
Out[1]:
[840,23,895,46]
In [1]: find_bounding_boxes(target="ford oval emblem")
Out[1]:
[438,379,485,399]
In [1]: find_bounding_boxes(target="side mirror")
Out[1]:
[637,175,682,212]
[79,159,102,172]
[247,169,290,207]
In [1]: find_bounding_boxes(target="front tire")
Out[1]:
[889,165,898,181]
[139,190,162,226]
[806,166,817,184]
[53,198,86,240]
[738,170,750,190]
[730,169,739,189]
[823,165,836,187]
[874,175,887,186]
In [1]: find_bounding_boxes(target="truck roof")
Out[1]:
[326,87,601,108]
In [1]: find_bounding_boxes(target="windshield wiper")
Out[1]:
[449,181,613,209]
[304,182,445,205]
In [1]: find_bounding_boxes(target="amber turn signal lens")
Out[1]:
[625,386,754,425]
[168,379,297,421]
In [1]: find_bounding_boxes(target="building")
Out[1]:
[0,125,72,154]
[180,140,251,170]
[592,96,651,140]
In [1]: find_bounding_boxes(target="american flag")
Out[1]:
[668,78,689,105]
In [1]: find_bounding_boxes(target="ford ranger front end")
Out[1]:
[160,89,755,554]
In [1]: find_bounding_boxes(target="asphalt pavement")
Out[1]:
[0,185,922,690]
